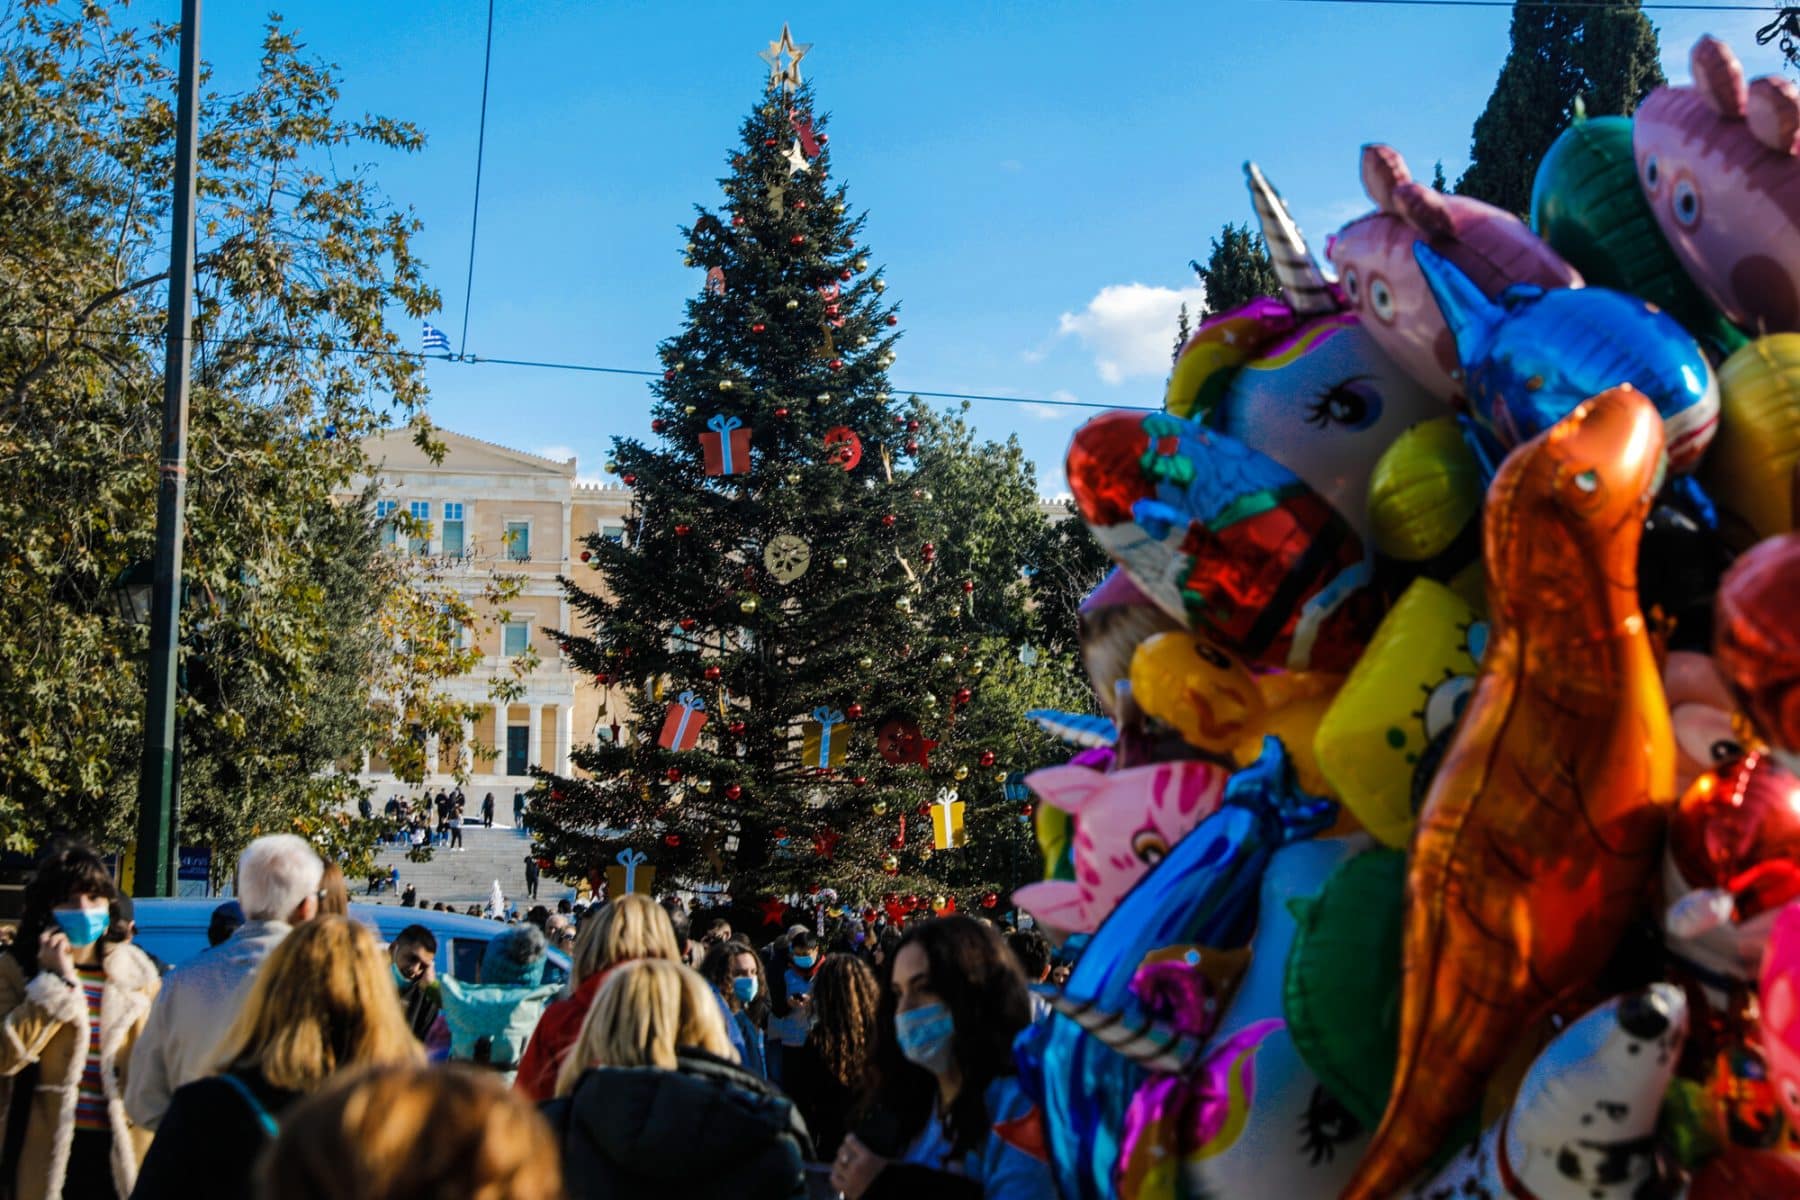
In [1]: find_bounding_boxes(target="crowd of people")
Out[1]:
[0,837,1061,1199]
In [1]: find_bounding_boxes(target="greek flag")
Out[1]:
[422,322,452,355]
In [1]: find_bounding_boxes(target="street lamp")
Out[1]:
[110,560,156,628]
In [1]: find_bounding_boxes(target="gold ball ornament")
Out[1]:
[881,853,900,872]
[739,595,760,615]
[695,779,713,795]
[684,405,699,415]
[674,361,686,372]
[994,771,1008,784]
[719,380,735,391]
[873,279,886,292]
[895,596,912,613]
[683,256,695,267]
[936,652,954,668]
[954,765,969,781]
[833,202,847,214]
[816,393,831,402]
[919,847,934,863]
[857,655,874,670]
[931,895,949,912]
[604,460,619,474]
[831,554,848,571]
[970,659,987,676]
[786,299,800,310]
[785,472,802,485]
[923,693,939,710]
[875,392,890,402]
[854,257,869,271]
[872,799,888,816]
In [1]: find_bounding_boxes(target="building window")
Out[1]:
[600,522,625,545]
[376,499,399,549]
[504,520,531,561]
[408,500,431,555]
[503,622,530,657]
[442,502,465,557]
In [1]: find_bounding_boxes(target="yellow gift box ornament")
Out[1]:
[931,788,966,851]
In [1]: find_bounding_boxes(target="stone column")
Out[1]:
[555,703,574,775]
[527,703,543,770]
[460,717,475,775]
[425,733,440,778]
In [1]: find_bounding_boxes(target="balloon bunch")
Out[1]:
[1015,35,1800,1200]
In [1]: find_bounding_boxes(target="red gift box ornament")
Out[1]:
[657,690,709,751]
[700,414,752,477]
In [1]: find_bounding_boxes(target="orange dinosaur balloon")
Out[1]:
[1342,386,1676,1200]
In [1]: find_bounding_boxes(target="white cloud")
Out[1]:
[1057,283,1206,384]
[1017,389,1082,422]
[1037,467,1071,501]
[533,443,578,463]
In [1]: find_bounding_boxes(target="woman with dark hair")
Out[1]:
[828,917,1053,1200]
[700,939,769,1078]
[0,844,160,1200]
[781,953,878,1160]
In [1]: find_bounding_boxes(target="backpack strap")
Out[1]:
[217,1073,279,1139]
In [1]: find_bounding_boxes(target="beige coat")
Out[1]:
[0,944,159,1200]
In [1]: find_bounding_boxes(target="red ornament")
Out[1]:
[663,369,675,382]
[962,579,975,593]
[664,834,682,847]
[954,688,973,705]
[763,137,777,147]
[1020,803,1035,816]
[905,440,919,455]
[651,418,667,433]
[774,407,790,418]
[725,784,742,801]
[752,323,766,333]
[982,892,999,909]
[731,215,744,227]
[795,199,808,210]
[595,672,611,686]
[846,703,864,719]
[906,419,920,432]
[818,133,829,145]
[679,617,697,631]
[852,775,868,787]
[579,550,592,562]
[840,269,853,281]
[881,513,897,528]
[674,523,691,536]
[829,358,844,371]
[921,542,936,562]
[666,767,683,783]
[886,315,899,326]
[979,750,996,767]
[790,234,805,246]
[728,721,747,736]
[622,473,637,486]
[703,665,722,681]
[825,304,840,317]
[893,415,905,427]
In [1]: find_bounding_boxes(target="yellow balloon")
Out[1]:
[1705,334,1800,545]
[1367,416,1485,608]
[1128,631,1340,798]
[1312,578,1487,847]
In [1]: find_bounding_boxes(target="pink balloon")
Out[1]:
[1013,760,1229,934]
[1635,37,1800,333]
[1758,902,1800,1128]
[1327,144,1581,405]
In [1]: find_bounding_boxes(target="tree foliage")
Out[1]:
[1190,223,1280,320]
[0,3,495,876]
[1457,0,1664,215]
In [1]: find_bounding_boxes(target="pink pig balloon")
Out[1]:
[1327,144,1582,405]
[1635,37,1800,333]
[1757,901,1800,1128]
[1013,760,1230,934]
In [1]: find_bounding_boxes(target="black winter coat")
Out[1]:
[129,1068,300,1200]
[541,1048,814,1200]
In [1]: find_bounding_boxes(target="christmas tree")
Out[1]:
[531,28,1089,915]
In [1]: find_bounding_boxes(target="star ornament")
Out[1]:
[783,139,811,176]
[757,23,811,94]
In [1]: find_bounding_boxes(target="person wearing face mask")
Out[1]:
[701,939,769,1078]
[389,925,440,1041]
[765,931,821,1086]
[0,843,160,1200]
[829,917,1053,1200]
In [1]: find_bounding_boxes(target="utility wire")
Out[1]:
[0,320,1155,412]
[1265,0,1775,10]
[457,0,497,360]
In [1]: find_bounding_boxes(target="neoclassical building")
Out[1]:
[354,429,632,794]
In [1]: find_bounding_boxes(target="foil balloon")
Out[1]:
[1313,578,1487,848]
[1639,489,1735,654]
[1126,630,1340,797]
[1145,835,1370,1200]
[1759,902,1800,1131]
[1663,753,1800,995]
[1018,737,1337,1200]
[1666,650,1745,797]
[1415,241,1719,476]
[1343,387,1676,1200]
[1065,408,1384,673]
[1531,111,1746,355]
[1080,568,1184,720]
[1688,1147,1800,1199]
[1707,335,1800,545]
[1414,985,1688,1200]
[1365,415,1486,607]
[1634,36,1800,335]
[1715,532,1800,761]
[1330,142,1582,405]
[1167,166,1438,540]
[1012,760,1230,935]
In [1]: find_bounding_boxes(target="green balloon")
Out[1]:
[1531,115,1746,356]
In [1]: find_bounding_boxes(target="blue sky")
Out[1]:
[195,1,1786,495]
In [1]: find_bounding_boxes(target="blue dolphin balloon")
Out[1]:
[1412,242,1719,476]
[1016,737,1338,1200]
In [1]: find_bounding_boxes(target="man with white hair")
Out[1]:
[124,834,323,1129]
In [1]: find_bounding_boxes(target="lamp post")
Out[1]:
[134,0,203,898]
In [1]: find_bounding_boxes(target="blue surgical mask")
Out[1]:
[895,1002,957,1075]
[53,908,110,948]
[392,962,412,990]
[732,976,759,1004]
[791,954,816,970]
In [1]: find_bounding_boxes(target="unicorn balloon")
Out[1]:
[1166,165,1439,537]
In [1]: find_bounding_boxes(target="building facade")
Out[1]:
[354,429,633,797]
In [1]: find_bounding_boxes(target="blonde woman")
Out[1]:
[540,960,812,1200]
[260,1063,562,1200]
[512,894,678,1100]
[130,916,422,1200]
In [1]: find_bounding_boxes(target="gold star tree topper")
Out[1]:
[758,23,811,94]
